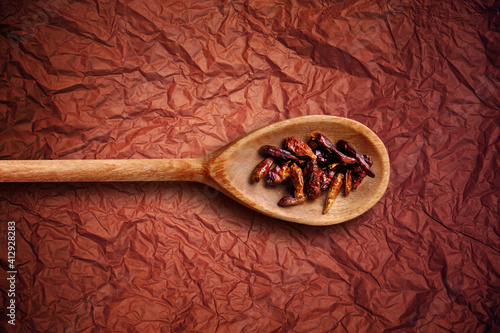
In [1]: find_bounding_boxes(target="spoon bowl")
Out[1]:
[0,116,390,226]
[208,115,390,225]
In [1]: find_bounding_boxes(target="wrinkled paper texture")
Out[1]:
[0,0,499,331]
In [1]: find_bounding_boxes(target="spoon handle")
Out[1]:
[0,158,208,183]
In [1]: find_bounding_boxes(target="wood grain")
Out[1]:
[0,158,209,183]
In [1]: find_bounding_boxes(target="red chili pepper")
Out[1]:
[260,145,298,161]
[304,159,322,199]
[336,140,375,178]
[251,157,274,182]
[311,133,357,164]
[352,155,373,190]
[266,160,292,185]
[284,137,316,160]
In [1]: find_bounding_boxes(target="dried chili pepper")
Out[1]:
[284,137,316,160]
[314,149,336,167]
[352,173,363,190]
[253,132,374,213]
[290,163,305,200]
[266,160,292,185]
[321,168,336,190]
[260,145,298,161]
[304,159,322,199]
[344,169,353,196]
[350,164,364,174]
[307,139,320,150]
[337,140,375,178]
[323,173,344,214]
[313,149,326,164]
[352,155,373,190]
[278,193,307,206]
[311,133,357,164]
[330,163,346,174]
[311,132,336,150]
[251,157,274,182]
[278,164,307,207]
[319,167,332,192]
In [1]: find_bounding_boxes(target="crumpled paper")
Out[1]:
[0,0,499,331]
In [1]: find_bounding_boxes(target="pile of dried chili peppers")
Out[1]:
[251,133,375,214]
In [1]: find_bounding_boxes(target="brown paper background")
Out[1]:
[0,0,499,331]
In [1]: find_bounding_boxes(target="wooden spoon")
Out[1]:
[0,116,390,226]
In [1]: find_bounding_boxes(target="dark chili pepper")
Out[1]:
[352,172,363,190]
[277,163,307,207]
[251,157,274,182]
[311,132,336,150]
[324,161,349,191]
[314,149,327,164]
[352,155,373,190]
[304,159,322,199]
[336,139,356,157]
[278,193,307,206]
[260,145,298,161]
[319,167,332,192]
[307,139,319,150]
[284,137,316,160]
[311,133,357,164]
[266,160,292,185]
[349,164,364,174]
[323,173,344,214]
[330,163,346,174]
[321,163,345,192]
[336,140,375,178]
[314,149,336,167]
